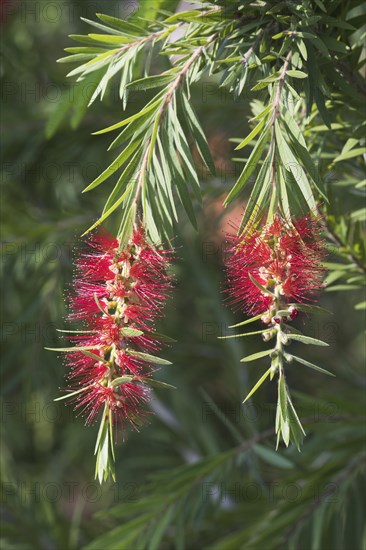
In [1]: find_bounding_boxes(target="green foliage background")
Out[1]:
[1,1,365,549]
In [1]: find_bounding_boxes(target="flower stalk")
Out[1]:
[223,214,330,449]
[48,225,174,482]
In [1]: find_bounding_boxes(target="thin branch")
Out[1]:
[117,26,178,55]
[133,33,218,211]
[268,50,292,197]
[271,50,293,125]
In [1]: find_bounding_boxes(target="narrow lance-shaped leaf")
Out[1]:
[224,128,270,205]
[243,367,272,403]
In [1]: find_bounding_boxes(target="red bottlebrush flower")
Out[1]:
[61,226,174,435]
[225,214,326,319]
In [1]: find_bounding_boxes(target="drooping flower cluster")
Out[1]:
[225,214,326,323]
[62,226,174,433]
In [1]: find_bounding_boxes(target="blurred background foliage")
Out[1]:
[1,1,365,549]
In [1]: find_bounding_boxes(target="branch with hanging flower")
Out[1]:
[46,2,365,481]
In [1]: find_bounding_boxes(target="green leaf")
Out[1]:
[110,376,134,387]
[102,150,141,213]
[162,127,197,229]
[243,367,272,403]
[291,354,335,376]
[249,273,275,297]
[81,16,130,36]
[45,346,100,352]
[278,374,288,422]
[174,168,198,229]
[140,378,176,390]
[127,74,175,91]
[224,129,270,205]
[148,506,175,550]
[80,350,108,363]
[66,50,119,77]
[235,118,267,150]
[218,329,269,339]
[229,313,263,328]
[239,152,272,230]
[297,39,308,61]
[54,386,91,402]
[286,70,307,79]
[127,351,172,365]
[334,148,366,163]
[287,394,306,450]
[241,349,274,363]
[251,73,280,91]
[82,138,142,192]
[87,34,131,45]
[96,420,110,484]
[120,327,144,337]
[82,181,135,235]
[96,13,148,36]
[147,111,163,167]
[93,98,162,134]
[57,53,96,64]
[253,444,294,469]
[181,92,215,174]
[64,47,108,54]
[287,334,329,346]
[56,329,96,334]
[275,122,317,210]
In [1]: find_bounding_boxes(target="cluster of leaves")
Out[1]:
[56,7,221,243]
[82,389,366,550]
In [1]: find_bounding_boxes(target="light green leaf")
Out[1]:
[54,386,91,402]
[110,376,134,387]
[87,34,131,45]
[241,349,274,362]
[93,98,162,135]
[140,378,176,390]
[120,327,144,337]
[229,313,263,328]
[249,273,275,297]
[334,147,366,163]
[291,354,335,376]
[127,74,175,91]
[275,122,316,210]
[45,345,100,352]
[82,138,141,192]
[243,367,272,403]
[82,180,135,235]
[235,118,267,150]
[127,351,172,365]
[224,129,270,205]
[218,329,269,339]
[253,444,294,468]
[181,92,215,174]
[286,70,307,79]
[287,334,329,346]
[96,13,148,36]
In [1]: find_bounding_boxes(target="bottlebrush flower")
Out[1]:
[225,214,326,320]
[60,225,174,435]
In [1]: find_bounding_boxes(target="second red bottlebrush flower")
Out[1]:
[225,214,326,322]
[59,225,174,435]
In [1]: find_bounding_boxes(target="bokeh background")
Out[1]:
[1,1,365,549]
